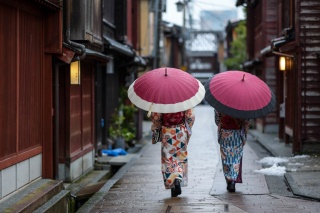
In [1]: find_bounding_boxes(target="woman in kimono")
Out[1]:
[151,108,195,197]
[214,109,250,192]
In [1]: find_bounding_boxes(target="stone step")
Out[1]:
[74,180,107,201]
[96,153,138,166]
[0,179,64,213]
[64,170,110,196]
[33,190,70,213]
[64,169,111,211]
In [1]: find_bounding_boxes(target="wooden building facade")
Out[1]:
[237,0,320,154]
[56,0,147,182]
[0,0,61,199]
[0,0,147,201]
[239,0,279,133]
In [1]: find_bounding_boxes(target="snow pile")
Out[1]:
[253,155,310,176]
[253,164,286,176]
[257,157,289,166]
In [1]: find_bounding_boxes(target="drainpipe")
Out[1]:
[53,0,87,180]
[64,0,86,61]
[53,59,62,180]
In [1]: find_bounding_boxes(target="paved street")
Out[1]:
[78,105,320,213]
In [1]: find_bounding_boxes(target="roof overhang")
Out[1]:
[103,36,135,58]
[260,42,294,58]
[243,59,262,68]
[260,28,295,58]
[260,45,272,57]
[86,49,112,62]
[56,43,113,64]
[33,0,61,10]
[133,55,147,67]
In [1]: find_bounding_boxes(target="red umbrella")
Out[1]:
[205,70,276,119]
[128,67,205,115]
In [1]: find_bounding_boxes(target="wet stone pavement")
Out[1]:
[78,106,320,213]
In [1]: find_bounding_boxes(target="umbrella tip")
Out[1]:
[165,68,167,76]
[242,74,245,81]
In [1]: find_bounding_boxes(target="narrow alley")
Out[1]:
[78,105,320,213]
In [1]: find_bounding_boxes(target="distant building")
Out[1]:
[186,31,219,84]
[200,10,238,31]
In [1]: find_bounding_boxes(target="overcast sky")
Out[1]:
[162,0,245,28]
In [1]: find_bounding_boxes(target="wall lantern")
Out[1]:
[175,1,184,12]
[70,61,81,85]
[279,56,293,71]
[279,56,286,71]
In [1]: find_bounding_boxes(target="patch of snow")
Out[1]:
[256,157,289,166]
[253,164,286,176]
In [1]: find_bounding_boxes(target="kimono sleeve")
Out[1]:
[240,119,251,144]
[151,112,162,144]
[243,119,251,135]
[214,109,220,126]
[185,108,195,129]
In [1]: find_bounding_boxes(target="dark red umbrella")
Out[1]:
[128,67,205,115]
[205,70,276,119]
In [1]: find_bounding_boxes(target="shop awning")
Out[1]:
[103,36,135,58]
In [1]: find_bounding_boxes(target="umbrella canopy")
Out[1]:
[205,70,276,119]
[128,67,205,115]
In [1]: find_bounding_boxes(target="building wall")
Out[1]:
[248,0,278,133]
[140,0,151,57]
[0,0,57,199]
[296,0,320,152]
[58,63,95,182]
[0,154,41,199]
[58,151,94,181]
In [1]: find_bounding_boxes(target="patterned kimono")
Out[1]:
[151,108,195,189]
[214,110,250,183]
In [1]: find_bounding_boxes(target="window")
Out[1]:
[103,0,115,38]
[282,0,294,30]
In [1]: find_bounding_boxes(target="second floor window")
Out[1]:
[282,0,293,30]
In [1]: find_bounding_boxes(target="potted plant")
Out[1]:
[108,105,137,149]
[108,109,125,149]
[122,104,137,146]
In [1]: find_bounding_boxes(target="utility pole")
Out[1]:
[153,0,162,69]
[176,0,191,71]
[182,0,186,70]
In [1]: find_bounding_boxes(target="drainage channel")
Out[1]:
[70,145,143,212]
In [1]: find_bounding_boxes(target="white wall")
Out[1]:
[0,154,42,199]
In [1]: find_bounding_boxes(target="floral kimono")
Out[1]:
[151,108,195,189]
[214,110,250,183]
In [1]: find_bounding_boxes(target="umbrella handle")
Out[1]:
[147,103,153,117]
